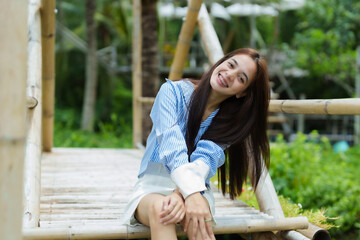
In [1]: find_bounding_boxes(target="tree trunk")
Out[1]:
[81,0,98,131]
[141,0,159,144]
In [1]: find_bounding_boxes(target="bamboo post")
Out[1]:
[253,166,285,218]
[0,0,27,239]
[41,0,56,152]
[269,99,360,115]
[169,0,203,80]
[132,0,142,148]
[23,0,43,228]
[197,4,224,66]
[355,46,360,144]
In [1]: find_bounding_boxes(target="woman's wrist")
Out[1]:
[185,191,202,200]
[173,188,184,199]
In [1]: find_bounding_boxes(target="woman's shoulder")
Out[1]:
[163,78,193,89]
[162,78,194,101]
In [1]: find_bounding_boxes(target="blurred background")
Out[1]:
[53,0,360,239]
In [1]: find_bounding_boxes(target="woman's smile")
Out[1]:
[217,74,228,88]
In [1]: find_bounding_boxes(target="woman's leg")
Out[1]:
[135,193,178,240]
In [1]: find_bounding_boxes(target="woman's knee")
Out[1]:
[148,197,164,221]
[135,194,164,226]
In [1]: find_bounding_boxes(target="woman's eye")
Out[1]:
[239,76,244,83]
[228,62,233,68]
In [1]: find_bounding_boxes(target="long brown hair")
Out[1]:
[185,48,270,199]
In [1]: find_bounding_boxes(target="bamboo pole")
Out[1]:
[23,0,42,229]
[41,0,56,152]
[253,166,285,218]
[197,4,224,66]
[269,99,360,115]
[169,0,203,80]
[132,0,142,148]
[280,231,311,240]
[0,0,27,239]
[22,217,308,239]
[297,223,331,240]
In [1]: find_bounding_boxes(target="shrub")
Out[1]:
[270,132,360,238]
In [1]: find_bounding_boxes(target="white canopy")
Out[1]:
[158,0,305,19]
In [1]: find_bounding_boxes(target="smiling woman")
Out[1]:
[122,48,270,240]
[210,54,257,101]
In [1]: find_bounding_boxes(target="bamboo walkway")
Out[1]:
[34,148,307,239]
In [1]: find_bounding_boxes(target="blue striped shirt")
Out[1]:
[138,79,226,198]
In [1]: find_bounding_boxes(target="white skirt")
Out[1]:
[122,163,216,226]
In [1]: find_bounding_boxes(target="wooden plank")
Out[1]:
[36,148,310,239]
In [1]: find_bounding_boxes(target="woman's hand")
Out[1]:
[159,189,185,225]
[184,192,215,240]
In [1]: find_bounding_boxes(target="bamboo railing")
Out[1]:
[269,99,360,115]
[169,0,203,80]
[41,0,56,152]
[0,0,28,239]
[23,0,43,229]
[22,217,309,239]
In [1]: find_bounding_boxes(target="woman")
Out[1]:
[123,48,270,240]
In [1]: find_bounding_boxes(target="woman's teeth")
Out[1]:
[219,75,227,87]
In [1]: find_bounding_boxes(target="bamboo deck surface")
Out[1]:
[37,148,307,239]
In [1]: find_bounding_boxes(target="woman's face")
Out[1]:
[210,54,257,99]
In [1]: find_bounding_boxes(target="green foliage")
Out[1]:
[54,108,132,148]
[285,0,360,98]
[270,132,360,238]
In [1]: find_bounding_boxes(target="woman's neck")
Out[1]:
[206,90,227,112]
[202,90,227,122]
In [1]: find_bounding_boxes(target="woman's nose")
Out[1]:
[226,70,237,82]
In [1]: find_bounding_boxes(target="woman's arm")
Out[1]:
[152,81,209,197]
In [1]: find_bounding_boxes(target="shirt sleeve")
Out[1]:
[171,140,226,198]
[152,81,225,198]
